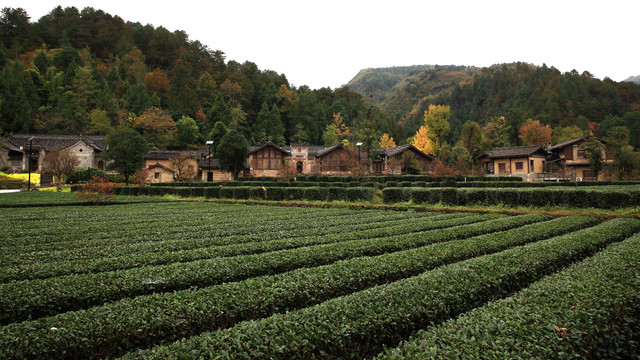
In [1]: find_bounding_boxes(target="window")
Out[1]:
[530,159,535,172]
[154,172,160,180]
[515,162,524,171]
[577,150,586,159]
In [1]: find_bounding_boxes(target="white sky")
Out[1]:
[8,0,640,89]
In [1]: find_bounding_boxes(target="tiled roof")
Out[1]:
[1,134,105,152]
[549,135,591,151]
[480,145,545,159]
[147,162,175,173]
[144,150,202,160]
[316,143,347,157]
[248,142,291,155]
[373,144,434,160]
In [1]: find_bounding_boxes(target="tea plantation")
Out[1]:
[1,197,639,359]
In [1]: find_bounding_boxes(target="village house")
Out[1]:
[0,134,106,173]
[247,142,291,177]
[548,135,614,181]
[372,144,434,174]
[144,150,203,183]
[477,145,547,181]
[199,157,235,182]
[195,142,437,181]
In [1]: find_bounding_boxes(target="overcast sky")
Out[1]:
[9,0,640,89]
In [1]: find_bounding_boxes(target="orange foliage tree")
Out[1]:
[133,107,177,148]
[519,119,552,146]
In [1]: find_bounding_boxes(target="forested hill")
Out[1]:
[0,6,394,149]
[2,6,640,154]
[349,63,640,148]
[346,65,438,104]
[625,75,640,84]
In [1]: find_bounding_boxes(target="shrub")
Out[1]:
[74,176,114,204]
[382,187,411,203]
[303,187,328,201]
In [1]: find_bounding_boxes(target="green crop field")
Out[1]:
[1,198,639,359]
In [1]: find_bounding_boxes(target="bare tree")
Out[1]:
[169,152,196,182]
[43,149,80,191]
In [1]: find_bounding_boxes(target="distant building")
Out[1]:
[0,134,106,173]
[548,135,614,181]
[478,145,547,180]
[144,150,203,183]
[372,144,434,174]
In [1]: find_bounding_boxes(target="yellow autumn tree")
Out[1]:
[412,126,435,154]
[378,133,396,149]
[423,104,451,151]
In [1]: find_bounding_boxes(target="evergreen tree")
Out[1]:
[33,51,51,75]
[253,102,285,146]
[0,61,34,132]
[207,121,229,155]
[206,93,232,126]
[102,126,149,184]
[216,130,249,179]
[175,116,199,148]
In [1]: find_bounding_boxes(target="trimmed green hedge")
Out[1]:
[383,187,640,208]
[119,218,640,359]
[377,232,640,359]
[117,185,376,203]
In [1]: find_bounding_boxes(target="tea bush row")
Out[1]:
[120,218,640,359]
[0,215,593,359]
[0,213,468,282]
[0,214,538,324]
[377,232,640,359]
[0,206,391,255]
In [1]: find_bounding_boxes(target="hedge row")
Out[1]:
[384,180,640,188]
[115,185,376,202]
[233,174,522,183]
[0,216,594,359]
[383,187,640,208]
[120,218,640,359]
[378,232,640,359]
[0,213,538,324]
[151,180,376,188]
[0,179,23,189]
[0,213,467,282]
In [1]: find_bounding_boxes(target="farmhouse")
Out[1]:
[373,144,434,174]
[478,145,547,180]
[0,134,106,173]
[247,142,291,177]
[548,135,613,181]
[144,150,202,183]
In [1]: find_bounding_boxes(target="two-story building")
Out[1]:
[548,135,613,180]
